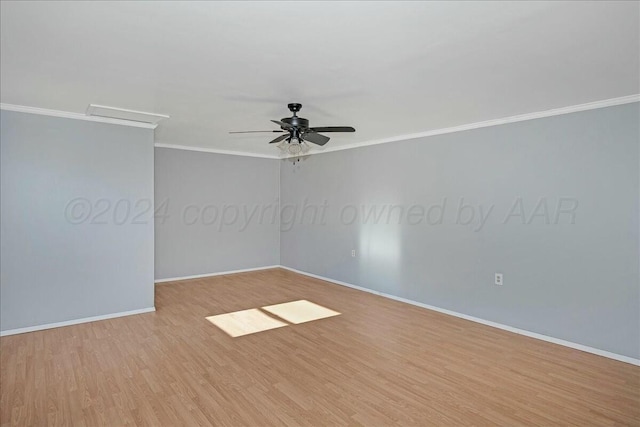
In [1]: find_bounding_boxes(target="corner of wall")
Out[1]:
[278,157,282,267]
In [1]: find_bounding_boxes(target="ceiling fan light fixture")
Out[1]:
[287,142,302,155]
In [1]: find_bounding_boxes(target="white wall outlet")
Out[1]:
[495,273,503,286]
[351,250,356,257]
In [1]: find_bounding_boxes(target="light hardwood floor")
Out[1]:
[1,268,639,426]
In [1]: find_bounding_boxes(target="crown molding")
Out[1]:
[0,103,158,129]
[154,143,280,159]
[4,95,638,156]
[172,94,640,159]
[302,94,640,157]
[155,94,640,158]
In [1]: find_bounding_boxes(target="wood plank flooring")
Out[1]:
[1,268,639,426]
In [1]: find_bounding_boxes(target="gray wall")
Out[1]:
[1,111,155,332]
[280,103,640,359]
[154,148,279,280]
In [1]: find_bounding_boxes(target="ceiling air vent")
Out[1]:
[86,104,169,125]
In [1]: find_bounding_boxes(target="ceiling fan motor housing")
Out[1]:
[281,116,309,129]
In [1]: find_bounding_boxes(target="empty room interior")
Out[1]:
[1,1,639,426]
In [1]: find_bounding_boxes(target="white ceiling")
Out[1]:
[1,1,638,157]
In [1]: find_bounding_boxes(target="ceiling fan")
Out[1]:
[230,103,355,155]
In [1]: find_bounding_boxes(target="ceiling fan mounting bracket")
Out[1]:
[287,103,302,115]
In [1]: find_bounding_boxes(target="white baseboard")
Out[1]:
[154,265,280,283]
[278,265,640,366]
[0,307,156,337]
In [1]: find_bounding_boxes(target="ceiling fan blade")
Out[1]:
[303,132,330,146]
[308,126,355,133]
[271,120,293,129]
[268,134,289,144]
[229,130,284,134]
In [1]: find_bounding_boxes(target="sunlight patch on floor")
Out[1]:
[262,300,341,324]
[206,308,288,337]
